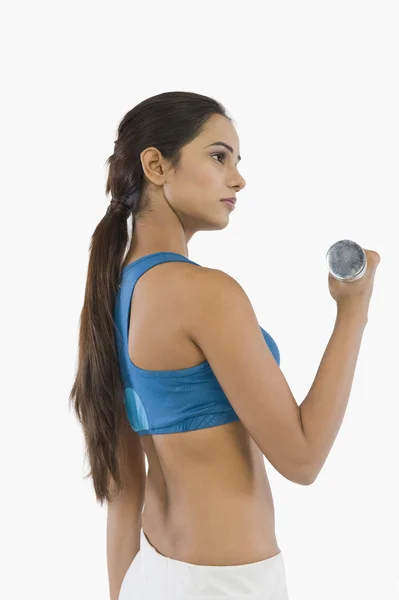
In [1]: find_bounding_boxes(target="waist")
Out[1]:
[142,491,279,566]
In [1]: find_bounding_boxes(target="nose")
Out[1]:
[228,164,246,193]
[234,172,246,192]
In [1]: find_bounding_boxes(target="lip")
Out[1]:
[221,199,236,209]
[221,198,236,204]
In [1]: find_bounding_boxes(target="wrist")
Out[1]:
[336,301,369,326]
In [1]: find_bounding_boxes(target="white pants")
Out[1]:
[118,528,290,599]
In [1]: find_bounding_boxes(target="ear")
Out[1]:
[140,147,170,186]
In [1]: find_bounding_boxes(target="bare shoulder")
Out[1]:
[148,260,231,302]
[173,262,243,296]
[151,260,243,339]
[166,263,245,321]
[181,264,255,322]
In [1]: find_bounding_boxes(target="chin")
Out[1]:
[201,217,230,232]
[193,204,231,231]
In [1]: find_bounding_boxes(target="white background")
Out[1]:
[2,1,398,598]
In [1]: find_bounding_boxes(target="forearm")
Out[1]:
[107,495,143,600]
[300,303,368,482]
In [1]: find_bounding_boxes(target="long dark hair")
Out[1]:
[69,91,231,506]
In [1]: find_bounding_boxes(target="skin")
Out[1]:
[121,114,282,565]
[123,113,246,261]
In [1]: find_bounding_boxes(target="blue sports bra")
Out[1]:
[113,252,280,435]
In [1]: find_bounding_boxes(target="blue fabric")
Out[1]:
[113,252,280,435]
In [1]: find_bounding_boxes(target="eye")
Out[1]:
[211,152,226,164]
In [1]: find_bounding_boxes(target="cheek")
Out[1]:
[166,162,219,207]
[185,163,218,192]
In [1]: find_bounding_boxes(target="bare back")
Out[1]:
[124,257,281,566]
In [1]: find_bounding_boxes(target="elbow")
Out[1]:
[274,449,317,486]
[299,474,316,486]
[282,466,314,486]
[299,462,317,486]
[297,441,317,485]
[291,460,317,486]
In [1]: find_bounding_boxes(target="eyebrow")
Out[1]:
[205,141,241,163]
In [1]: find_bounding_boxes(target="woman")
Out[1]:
[70,91,380,599]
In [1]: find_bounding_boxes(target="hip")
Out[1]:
[118,527,290,600]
